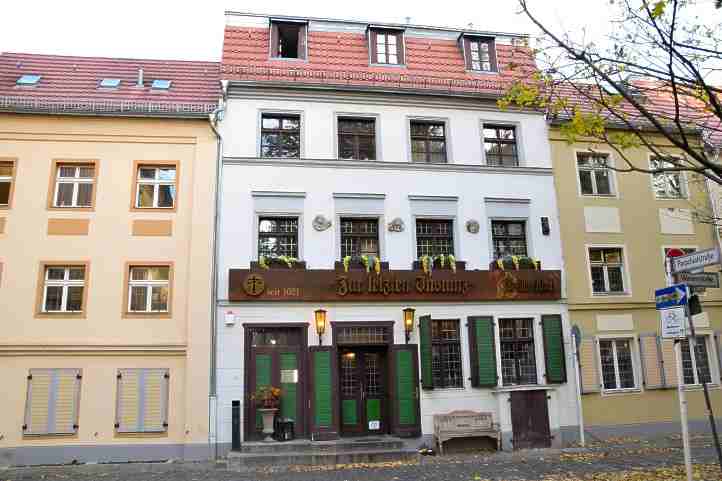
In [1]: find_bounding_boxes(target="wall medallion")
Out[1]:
[313,215,332,232]
[466,220,480,234]
[387,217,405,233]
[242,274,266,296]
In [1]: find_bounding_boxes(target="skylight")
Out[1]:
[151,79,172,90]
[99,78,121,88]
[16,74,41,86]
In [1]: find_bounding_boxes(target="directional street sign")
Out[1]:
[660,306,687,339]
[671,248,720,273]
[655,284,688,310]
[674,272,720,288]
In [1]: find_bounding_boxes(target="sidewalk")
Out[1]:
[3,435,721,481]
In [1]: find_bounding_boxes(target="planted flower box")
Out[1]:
[334,259,390,272]
[412,260,466,271]
[489,256,541,271]
[251,259,307,270]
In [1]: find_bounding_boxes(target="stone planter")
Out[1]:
[258,408,278,442]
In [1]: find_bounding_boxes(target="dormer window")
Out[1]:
[99,78,121,88]
[270,20,307,60]
[462,36,496,72]
[17,74,41,86]
[151,79,172,90]
[369,28,404,65]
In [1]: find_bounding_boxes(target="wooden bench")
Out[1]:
[433,410,501,454]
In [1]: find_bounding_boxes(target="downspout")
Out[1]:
[208,79,228,460]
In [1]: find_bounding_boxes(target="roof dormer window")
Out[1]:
[270,20,307,60]
[369,28,405,66]
[151,79,172,90]
[99,78,121,88]
[462,36,496,73]
[17,74,41,86]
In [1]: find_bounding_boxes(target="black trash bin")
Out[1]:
[274,418,295,441]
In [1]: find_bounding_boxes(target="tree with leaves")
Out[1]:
[501,0,722,470]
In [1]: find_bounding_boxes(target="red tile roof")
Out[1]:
[221,26,538,96]
[0,52,221,117]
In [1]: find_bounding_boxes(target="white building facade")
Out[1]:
[214,12,579,453]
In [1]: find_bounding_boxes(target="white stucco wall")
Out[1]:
[214,91,577,448]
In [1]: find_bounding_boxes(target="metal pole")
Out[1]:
[675,338,694,481]
[667,258,693,481]
[685,291,722,470]
[572,332,585,447]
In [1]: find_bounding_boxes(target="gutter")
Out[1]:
[207,79,228,460]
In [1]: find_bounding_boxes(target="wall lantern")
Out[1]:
[314,309,327,346]
[403,307,416,344]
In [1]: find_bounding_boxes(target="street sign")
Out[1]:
[655,284,688,309]
[674,272,720,288]
[671,248,720,273]
[660,306,687,339]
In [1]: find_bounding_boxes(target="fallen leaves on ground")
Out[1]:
[542,464,721,481]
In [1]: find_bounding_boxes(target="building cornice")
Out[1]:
[0,344,187,356]
[223,157,553,176]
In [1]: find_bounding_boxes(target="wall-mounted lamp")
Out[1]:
[314,309,327,346]
[403,307,415,344]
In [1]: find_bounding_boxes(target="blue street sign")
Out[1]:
[655,284,688,310]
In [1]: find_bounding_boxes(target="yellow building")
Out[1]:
[0,53,220,465]
[550,124,722,440]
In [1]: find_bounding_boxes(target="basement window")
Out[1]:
[270,21,307,60]
[17,74,41,86]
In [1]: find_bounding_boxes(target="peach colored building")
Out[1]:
[0,53,220,465]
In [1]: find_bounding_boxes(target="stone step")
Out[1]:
[238,438,405,454]
[226,448,418,471]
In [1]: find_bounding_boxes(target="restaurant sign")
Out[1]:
[228,268,561,302]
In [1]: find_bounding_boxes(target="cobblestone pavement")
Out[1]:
[3,436,721,481]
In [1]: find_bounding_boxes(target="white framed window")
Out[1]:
[0,160,14,206]
[681,336,714,386]
[135,166,176,208]
[54,164,95,207]
[650,157,686,199]
[128,266,170,313]
[598,338,638,391]
[42,266,86,312]
[589,247,627,294]
[577,152,614,196]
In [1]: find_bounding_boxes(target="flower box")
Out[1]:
[251,260,307,270]
[489,256,541,271]
[412,260,466,271]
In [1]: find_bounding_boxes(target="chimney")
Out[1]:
[137,68,144,87]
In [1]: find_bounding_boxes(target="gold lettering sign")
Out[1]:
[336,274,470,297]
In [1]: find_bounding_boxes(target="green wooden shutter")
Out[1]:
[467,316,497,387]
[280,353,297,422]
[310,346,338,440]
[542,315,567,384]
[419,315,434,390]
[391,345,420,437]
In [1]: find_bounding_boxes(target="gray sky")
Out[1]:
[0,0,617,61]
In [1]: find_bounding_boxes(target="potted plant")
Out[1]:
[417,254,458,275]
[491,255,541,271]
[258,255,300,270]
[341,255,383,274]
[252,386,282,442]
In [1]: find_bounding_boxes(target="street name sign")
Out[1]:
[655,284,688,309]
[671,248,720,273]
[674,272,720,288]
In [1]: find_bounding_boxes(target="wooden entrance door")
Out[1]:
[245,326,306,441]
[510,390,551,449]
[339,347,388,436]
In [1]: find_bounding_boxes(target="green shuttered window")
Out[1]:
[467,316,498,387]
[395,349,417,425]
[419,315,434,389]
[542,315,567,384]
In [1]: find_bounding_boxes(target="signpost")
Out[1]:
[664,247,722,476]
[670,247,720,273]
[674,271,720,288]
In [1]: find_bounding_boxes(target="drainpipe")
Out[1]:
[208,79,228,460]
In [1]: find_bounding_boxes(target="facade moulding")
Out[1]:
[0,344,187,356]
[223,157,553,176]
